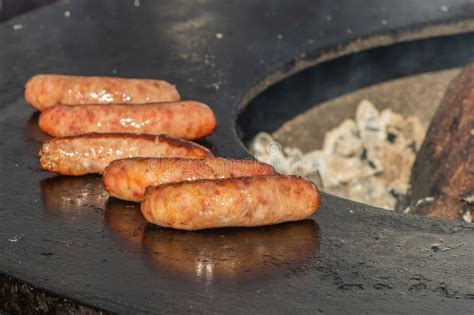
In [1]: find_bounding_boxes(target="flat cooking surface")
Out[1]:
[0,0,474,313]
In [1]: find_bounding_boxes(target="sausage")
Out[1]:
[38,101,217,140]
[25,74,180,111]
[141,175,320,230]
[39,133,212,176]
[103,157,277,202]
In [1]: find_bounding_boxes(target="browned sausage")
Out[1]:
[25,74,180,111]
[38,101,217,140]
[141,175,320,230]
[39,133,212,176]
[103,157,277,202]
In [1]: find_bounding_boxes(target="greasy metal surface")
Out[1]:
[0,0,57,22]
[0,0,473,313]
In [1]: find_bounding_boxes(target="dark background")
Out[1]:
[0,0,56,22]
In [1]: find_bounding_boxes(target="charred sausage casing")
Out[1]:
[103,157,277,202]
[39,133,212,176]
[25,74,180,111]
[38,101,216,140]
[141,175,320,230]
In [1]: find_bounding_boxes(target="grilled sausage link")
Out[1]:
[39,133,212,176]
[25,74,180,111]
[38,101,217,140]
[103,157,277,202]
[141,175,320,230]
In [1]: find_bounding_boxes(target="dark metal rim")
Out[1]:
[233,18,474,224]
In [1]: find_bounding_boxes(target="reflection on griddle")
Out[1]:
[41,175,109,219]
[143,220,320,282]
[105,199,320,282]
[105,198,147,246]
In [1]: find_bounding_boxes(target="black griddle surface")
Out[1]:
[1,0,474,313]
